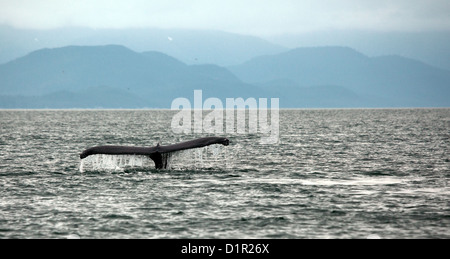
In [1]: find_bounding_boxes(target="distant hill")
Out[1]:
[0,45,259,108]
[229,47,450,107]
[269,30,450,71]
[0,26,287,66]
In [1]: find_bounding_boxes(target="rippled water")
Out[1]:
[0,109,449,238]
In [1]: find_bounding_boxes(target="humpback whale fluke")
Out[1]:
[80,137,230,169]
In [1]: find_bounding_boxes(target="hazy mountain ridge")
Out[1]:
[0,45,449,108]
[269,30,450,71]
[0,45,260,108]
[2,26,449,70]
[229,46,450,107]
[0,26,287,66]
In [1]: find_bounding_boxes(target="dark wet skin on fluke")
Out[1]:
[80,137,230,169]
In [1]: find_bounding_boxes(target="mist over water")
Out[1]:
[0,109,448,238]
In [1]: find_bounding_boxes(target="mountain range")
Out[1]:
[229,47,450,107]
[0,44,449,108]
[0,26,287,66]
[0,45,259,108]
[2,26,450,71]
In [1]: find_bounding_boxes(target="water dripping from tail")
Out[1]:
[79,154,154,172]
[79,145,229,172]
[166,144,230,170]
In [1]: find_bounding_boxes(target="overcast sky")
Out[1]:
[1,0,449,36]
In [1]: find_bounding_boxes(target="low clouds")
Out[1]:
[0,0,449,35]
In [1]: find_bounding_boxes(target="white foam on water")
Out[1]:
[66,234,81,239]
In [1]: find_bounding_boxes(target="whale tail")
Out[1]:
[80,137,230,169]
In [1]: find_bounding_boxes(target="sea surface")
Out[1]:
[0,109,448,239]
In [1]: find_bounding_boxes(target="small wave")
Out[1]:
[235,168,260,173]
[360,170,394,176]
[238,216,289,228]
[0,171,38,177]
[102,214,134,220]
[358,169,409,177]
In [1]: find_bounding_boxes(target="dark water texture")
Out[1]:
[0,109,449,238]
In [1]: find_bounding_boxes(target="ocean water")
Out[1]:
[0,109,448,239]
